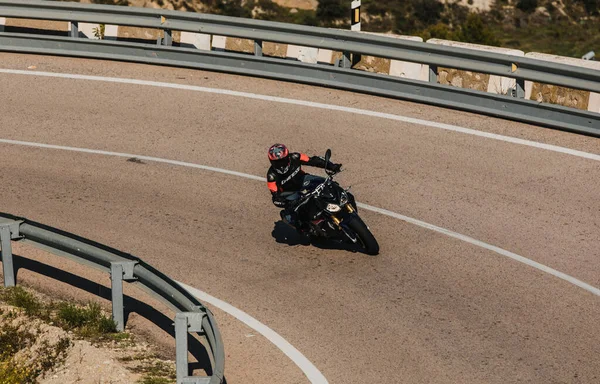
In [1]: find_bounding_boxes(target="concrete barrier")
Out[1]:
[212,35,227,51]
[427,39,524,94]
[68,22,101,39]
[286,44,319,64]
[104,25,117,41]
[324,32,428,78]
[353,32,427,79]
[525,52,600,112]
[590,93,600,114]
[387,35,428,81]
[68,23,117,40]
[179,31,211,50]
[317,49,334,64]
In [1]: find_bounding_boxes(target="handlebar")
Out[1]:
[291,170,341,212]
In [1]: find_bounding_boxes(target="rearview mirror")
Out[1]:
[325,149,331,166]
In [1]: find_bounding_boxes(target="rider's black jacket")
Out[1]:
[267,152,338,207]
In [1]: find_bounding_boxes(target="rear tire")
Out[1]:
[347,216,379,255]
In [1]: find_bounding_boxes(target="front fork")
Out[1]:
[329,203,355,225]
[330,204,358,243]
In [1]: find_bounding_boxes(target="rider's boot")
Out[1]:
[280,209,296,227]
[280,210,307,235]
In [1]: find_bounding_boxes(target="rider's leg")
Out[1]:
[279,191,301,229]
[280,209,297,226]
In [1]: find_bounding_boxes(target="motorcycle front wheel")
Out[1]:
[347,216,379,255]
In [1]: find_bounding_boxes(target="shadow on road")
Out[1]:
[271,221,367,254]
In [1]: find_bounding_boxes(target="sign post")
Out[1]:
[351,0,361,31]
[351,0,361,66]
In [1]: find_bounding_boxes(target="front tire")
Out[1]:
[347,216,379,255]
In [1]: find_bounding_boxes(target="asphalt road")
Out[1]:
[1,52,599,384]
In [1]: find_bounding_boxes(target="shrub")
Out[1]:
[413,0,444,26]
[577,0,599,14]
[0,360,35,384]
[317,0,348,23]
[0,287,42,317]
[456,13,499,46]
[516,0,538,13]
[57,302,117,337]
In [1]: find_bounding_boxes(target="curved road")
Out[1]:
[1,52,599,383]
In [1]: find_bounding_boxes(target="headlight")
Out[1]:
[340,192,348,205]
[326,203,341,212]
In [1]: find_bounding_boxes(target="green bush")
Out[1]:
[138,376,173,384]
[516,0,538,13]
[455,13,499,45]
[214,0,252,17]
[317,0,348,23]
[413,0,444,26]
[0,360,36,384]
[57,302,117,336]
[0,287,43,317]
[577,0,599,14]
[420,23,454,40]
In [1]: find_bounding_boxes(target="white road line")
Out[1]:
[177,281,328,384]
[0,68,599,163]
[360,204,600,297]
[2,138,599,299]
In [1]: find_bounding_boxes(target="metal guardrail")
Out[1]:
[0,213,225,384]
[1,0,599,92]
[0,0,599,136]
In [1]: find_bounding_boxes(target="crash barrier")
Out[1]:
[0,213,225,384]
[0,0,598,137]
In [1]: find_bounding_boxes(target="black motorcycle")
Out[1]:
[287,149,379,256]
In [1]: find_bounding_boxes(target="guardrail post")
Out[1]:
[429,65,438,83]
[175,311,209,384]
[340,51,351,68]
[70,21,79,38]
[254,40,263,57]
[514,78,525,98]
[110,261,138,331]
[0,221,20,287]
[0,225,15,287]
[163,29,172,46]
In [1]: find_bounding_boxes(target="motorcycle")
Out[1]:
[286,149,379,256]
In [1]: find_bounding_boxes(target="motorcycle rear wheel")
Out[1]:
[347,216,379,255]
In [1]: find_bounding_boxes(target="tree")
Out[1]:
[317,0,347,23]
[516,0,538,13]
[214,0,251,17]
[456,13,499,46]
[413,0,444,26]
[577,0,599,15]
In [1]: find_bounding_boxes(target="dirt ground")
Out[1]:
[0,295,176,384]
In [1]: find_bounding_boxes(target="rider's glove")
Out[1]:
[331,163,342,172]
[272,196,287,208]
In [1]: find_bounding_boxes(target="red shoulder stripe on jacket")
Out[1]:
[267,181,278,193]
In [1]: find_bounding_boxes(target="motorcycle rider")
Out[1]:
[267,143,342,232]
